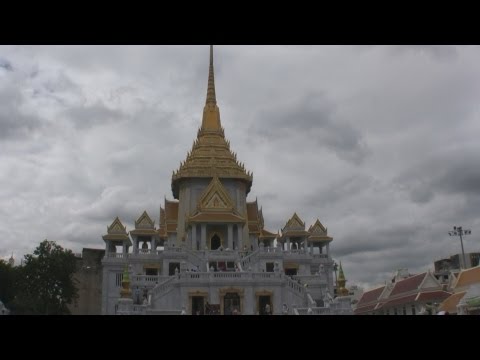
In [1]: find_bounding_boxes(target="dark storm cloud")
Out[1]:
[334,223,425,257]
[396,149,480,203]
[0,57,13,71]
[0,87,43,139]
[249,92,369,163]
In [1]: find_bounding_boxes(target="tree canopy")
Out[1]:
[11,240,78,315]
[0,259,16,309]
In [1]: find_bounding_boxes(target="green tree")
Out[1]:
[12,240,78,315]
[0,259,17,309]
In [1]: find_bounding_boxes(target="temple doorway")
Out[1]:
[259,295,272,315]
[192,296,205,315]
[223,293,240,315]
[285,268,297,276]
[211,234,221,250]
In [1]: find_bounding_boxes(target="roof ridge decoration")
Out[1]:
[107,217,128,235]
[197,176,235,213]
[135,210,155,229]
[309,219,327,235]
[284,212,305,230]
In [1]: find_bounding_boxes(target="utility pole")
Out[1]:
[448,226,472,269]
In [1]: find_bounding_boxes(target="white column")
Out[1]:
[237,225,243,250]
[201,224,207,250]
[228,224,233,250]
[132,236,138,254]
[286,237,291,252]
[192,224,197,250]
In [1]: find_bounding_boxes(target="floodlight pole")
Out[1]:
[448,226,471,269]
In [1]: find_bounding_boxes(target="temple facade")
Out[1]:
[101,46,352,315]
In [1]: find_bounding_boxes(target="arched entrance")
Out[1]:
[211,234,221,250]
[224,293,240,315]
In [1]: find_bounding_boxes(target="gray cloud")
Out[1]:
[1,45,480,290]
[0,57,13,71]
[0,86,43,139]
[388,45,459,61]
[249,91,369,163]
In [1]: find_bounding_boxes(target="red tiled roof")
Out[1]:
[416,290,451,302]
[438,292,467,313]
[454,266,480,289]
[166,224,177,232]
[382,293,417,308]
[357,286,385,306]
[247,202,258,221]
[389,273,426,297]
[165,201,179,222]
[354,304,377,315]
[158,228,167,238]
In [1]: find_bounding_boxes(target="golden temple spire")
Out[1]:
[201,45,222,131]
[206,45,216,105]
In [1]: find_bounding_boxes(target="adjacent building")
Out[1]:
[355,269,451,315]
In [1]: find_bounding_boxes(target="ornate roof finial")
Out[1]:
[337,261,349,297]
[206,45,216,105]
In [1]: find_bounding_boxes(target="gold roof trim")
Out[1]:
[135,210,155,229]
[188,212,245,223]
[283,212,305,230]
[197,176,235,212]
[107,217,128,235]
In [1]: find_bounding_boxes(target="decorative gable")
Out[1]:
[285,213,305,230]
[419,271,442,290]
[309,219,327,235]
[198,176,234,212]
[135,211,155,229]
[107,217,128,234]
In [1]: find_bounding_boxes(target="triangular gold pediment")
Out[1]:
[135,211,154,229]
[198,176,234,212]
[206,193,228,209]
[286,213,305,229]
[108,217,127,234]
[310,219,327,235]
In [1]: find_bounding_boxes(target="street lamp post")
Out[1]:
[448,226,472,269]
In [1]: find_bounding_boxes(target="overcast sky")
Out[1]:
[1,45,479,289]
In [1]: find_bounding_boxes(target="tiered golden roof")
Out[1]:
[171,46,252,198]
[279,213,311,240]
[307,219,333,243]
[102,217,131,243]
[130,211,158,236]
